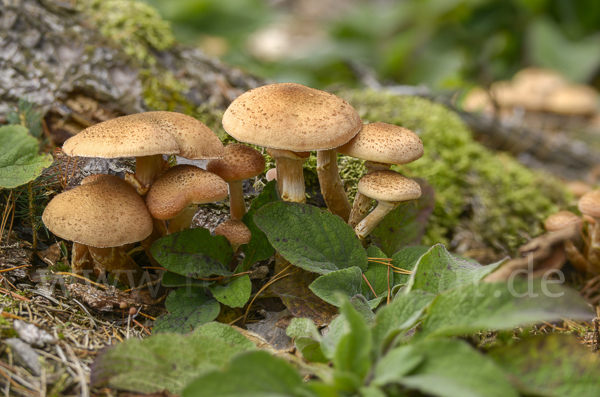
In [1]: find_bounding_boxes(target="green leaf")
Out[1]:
[295,337,328,364]
[420,279,594,338]
[161,271,213,288]
[370,178,434,256]
[193,322,256,350]
[309,267,363,307]
[286,318,321,341]
[333,299,372,381]
[395,339,519,397]
[391,246,429,286]
[372,345,424,386]
[152,228,233,278]
[405,244,504,295]
[362,247,392,305]
[490,334,600,397]
[182,350,305,397]
[241,180,280,271]
[358,386,387,397]
[153,288,220,334]
[208,275,251,308]
[91,333,249,394]
[254,202,367,274]
[0,125,53,188]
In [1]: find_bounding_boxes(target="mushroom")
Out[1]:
[214,219,252,253]
[265,168,277,182]
[62,111,224,194]
[354,170,421,243]
[145,165,228,234]
[42,174,153,287]
[222,83,362,209]
[336,122,423,228]
[544,211,591,273]
[206,144,266,220]
[578,190,600,272]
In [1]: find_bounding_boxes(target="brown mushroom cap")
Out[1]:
[336,122,423,165]
[62,111,224,159]
[579,190,600,218]
[222,83,362,151]
[145,165,228,220]
[206,144,266,181]
[214,219,252,246]
[42,175,153,247]
[358,170,421,202]
[544,211,583,231]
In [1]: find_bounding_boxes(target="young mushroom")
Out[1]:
[544,211,591,273]
[354,170,421,243]
[214,219,252,253]
[336,122,423,228]
[145,165,228,234]
[42,174,153,287]
[62,111,224,195]
[222,83,362,208]
[578,189,600,272]
[206,143,266,220]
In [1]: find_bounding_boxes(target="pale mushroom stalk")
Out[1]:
[355,201,399,242]
[348,161,392,228]
[135,154,168,188]
[317,150,351,221]
[544,211,591,274]
[227,180,247,220]
[168,205,199,233]
[88,246,144,287]
[269,149,309,203]
[71,242,94,276]
[578,190,600,273]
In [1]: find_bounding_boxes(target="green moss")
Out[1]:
[339,90,570,254]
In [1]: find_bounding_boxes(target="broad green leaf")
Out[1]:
[372,345,424,386]
[153,288,220,334]
[309,267,363,307]
[152,228,233,278]
[90,333,248,394]
[391,246,429,286]
[396,339,519,397]
[372,290,435,353]
[333,299,372,381]
[254,202,368,274]
[295,337,328,364]
[286,318,321,341]
[362,247,392,307]
[209,275,251,308]
[490,334,600,397]
[358,386,387,397]
[405,244,504,295]
[420,279,594,338]
[193,322,256,350]
[241,180,280,271]
[182,351,305,397]
[161,271,213,288]
[0,125,53,188]
[370,178,434,256]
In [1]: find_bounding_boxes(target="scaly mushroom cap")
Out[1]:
[544,211,583,232]
[579,190,600,218]
[336,122,423,165]
[145,165,228,220]
[63,111,224,159]
[214,219,252,246]
[42,175,153,247]
[206,144,266,182]
[358,170,421,202]
[222,83,362,151]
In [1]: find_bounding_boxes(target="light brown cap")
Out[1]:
[214,219,252,246]
[358,170,421,202]
[206,144,266,182]
[545,85,598,116]
[336,122,423,165]
[63,111,224,159]
[579,190,600,218]
[222,83,362,151]
[145,165,228,220]
[544,211,582,231]
[42,175,152,247]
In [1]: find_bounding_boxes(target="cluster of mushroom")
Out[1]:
[42,112,265,287]
[544,190,600,275]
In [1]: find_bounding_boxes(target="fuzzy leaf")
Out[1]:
[333,299,372,381]
[372,345,424,386]
[254,202,367,274]
[391,246,430,286]
[209,275,251,308]
[309,267,363,307]
[161,271,213,288]
[193,322,256,350]
[362,247,392,306]
[152,228,233,278]
[420,279,594,338]
[153,288,220,334]
[0,125,53,189]
[241,180,280,271]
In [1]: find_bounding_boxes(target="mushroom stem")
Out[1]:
[564,240,593,273]
[71,242,95,276]
[228,180,247,220]
[348,162,392,228]
[269,149,308,203]
[355,201,398,242]
[317,150,351,221]
[88,246,144,287]
[135,154,168,190]
[167,205,198,234]
[140,218,168,267]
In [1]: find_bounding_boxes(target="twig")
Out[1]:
[361,274,378,298]
[241,264,294,325]
[0,265,30,273]
[53,273,108,289]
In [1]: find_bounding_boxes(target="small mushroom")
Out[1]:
[42,175,153,287]
[578,190,600,272]
[544,211,591,273]
[145,165,228,233]
[214,219,252,252]
[354,170,421,243]
[206,144,266,220]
